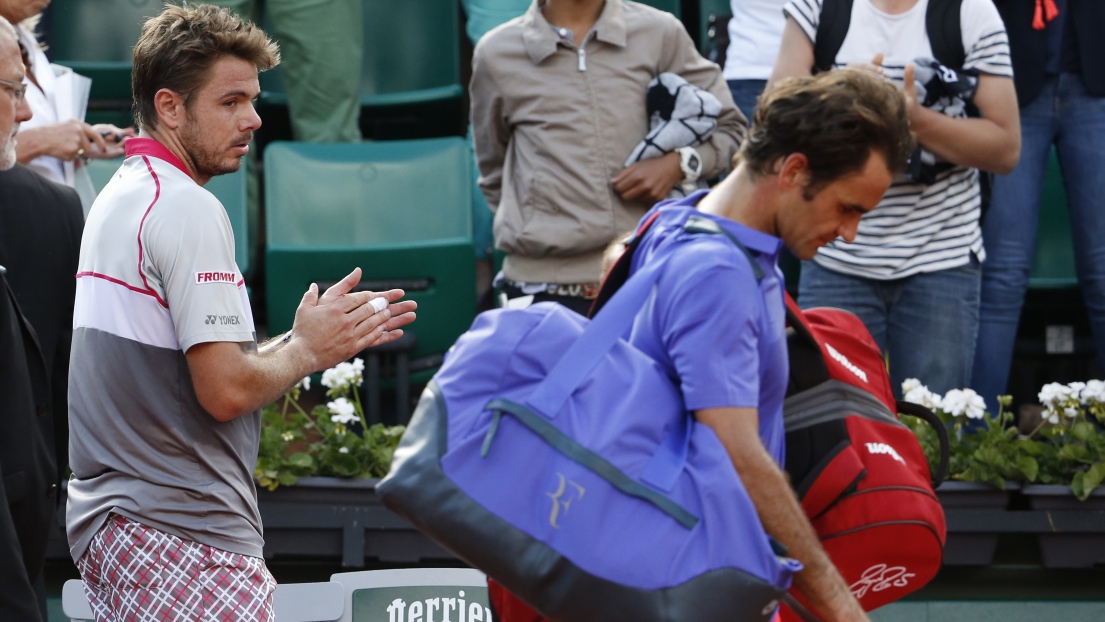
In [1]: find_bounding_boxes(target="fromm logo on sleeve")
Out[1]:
[195,271,237,284]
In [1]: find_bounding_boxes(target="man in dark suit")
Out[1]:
[971,0,1105,404]
[0,14,83,622]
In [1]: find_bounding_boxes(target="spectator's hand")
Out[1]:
[18,119,110,161]
[902,63,922,122]
[847,53,885,76]
[90,123,135,158]
[612,152,683,204]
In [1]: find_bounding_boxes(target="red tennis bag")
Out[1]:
[780,294,949,617]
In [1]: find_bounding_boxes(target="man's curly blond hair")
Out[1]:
[132,3,280,131]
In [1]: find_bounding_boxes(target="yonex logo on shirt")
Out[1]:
[205,315,241,326]
[195,271,237,284]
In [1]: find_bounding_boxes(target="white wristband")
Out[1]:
[370,297,389,313]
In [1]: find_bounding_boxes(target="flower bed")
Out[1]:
[903,379,1105,500]
[255,358,405,491]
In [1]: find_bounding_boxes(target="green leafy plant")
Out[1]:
[255,359,405,491]
[903,379,1105,500]
[1033,382,1105,499]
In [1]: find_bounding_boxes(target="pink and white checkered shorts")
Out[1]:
[76,513,276,622]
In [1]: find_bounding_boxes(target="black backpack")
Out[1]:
[813,0,966,73]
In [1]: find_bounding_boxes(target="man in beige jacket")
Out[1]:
[471,0,746,314]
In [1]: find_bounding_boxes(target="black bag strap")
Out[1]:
[589,210,762,318]
[814,0,964,72]
[926,0,966,69]
[783,592,824,622]
[895,400,951,487]
[783,293,833,394]
[813,0,854,74]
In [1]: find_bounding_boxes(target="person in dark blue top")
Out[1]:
[972,0,1105,405]
[624,69,913,622]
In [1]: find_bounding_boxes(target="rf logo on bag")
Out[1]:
[546,473,586,529]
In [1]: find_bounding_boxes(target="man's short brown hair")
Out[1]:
[131,3,280,131]
[738,69,914,196]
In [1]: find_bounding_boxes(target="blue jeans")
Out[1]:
[971,73,1105,404]
[727,79,767,122]
[798,259,981,398]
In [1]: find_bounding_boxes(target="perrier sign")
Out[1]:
[353,585,493,622]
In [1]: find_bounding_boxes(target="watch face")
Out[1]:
[688,154,700,170]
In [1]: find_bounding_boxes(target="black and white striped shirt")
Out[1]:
[783,0,1013,279]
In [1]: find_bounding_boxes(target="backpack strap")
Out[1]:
[814,0,964,72]
[813,0,854,74]
[589,211,763,317]
[784,293,833,393]
[588,211,661,317]
[926,0,966,69]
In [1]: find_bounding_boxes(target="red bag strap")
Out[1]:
[784,293,832,391]
[588,211,662,318]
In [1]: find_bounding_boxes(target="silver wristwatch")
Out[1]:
[677,146,703,185]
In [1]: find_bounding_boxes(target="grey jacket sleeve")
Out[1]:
[470,43,510,213]
[659,15,747,178]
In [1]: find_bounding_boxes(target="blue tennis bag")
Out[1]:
[378,214,802,622]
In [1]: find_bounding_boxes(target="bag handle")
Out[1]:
[524,255,670,416]
[895,400,951,487]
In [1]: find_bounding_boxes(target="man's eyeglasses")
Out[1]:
[0,77,27,103]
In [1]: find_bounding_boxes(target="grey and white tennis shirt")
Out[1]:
[66,137,264,561]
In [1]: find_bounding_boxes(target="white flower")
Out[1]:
[281,432,294,442]
[1038,382,1070,408]
[1068,382,1086,400]
[1047,410,1061,425]
[326,397,358,425]
[903,383,942,411]
[1081,380,1105,405]
[320,358,366,391]
[339,447,350,454]
[943,388,986,420]
[295,376,311,391]
[1064,406,1080,419]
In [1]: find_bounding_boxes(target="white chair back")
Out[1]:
[62,578,345,622]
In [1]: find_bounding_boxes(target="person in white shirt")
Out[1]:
[771,0,1021,396]
[724,0,789,118]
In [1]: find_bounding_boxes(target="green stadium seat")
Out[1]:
[461,0,530,45]
[1028,148,1078,289]
[48,0,156,126]
[699,0,731,54]
[84,156,255,280]
[264,139,476,382]
[466,128,494,259]
[259,0,464,139]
